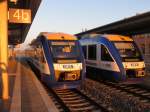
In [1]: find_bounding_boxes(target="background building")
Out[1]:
[133,33,150,74]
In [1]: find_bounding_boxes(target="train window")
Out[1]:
[88,45,96,60]
[114,42,142,60]
[50,41,79,59]
[101,45,113,61]
[82,46,87,59]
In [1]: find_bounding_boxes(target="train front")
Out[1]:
[113,41,145,84]
[50,39,85,88]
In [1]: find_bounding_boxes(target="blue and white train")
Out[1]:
[27,32,86,88]
[80,34,145,84]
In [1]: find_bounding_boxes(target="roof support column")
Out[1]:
[0,0,9,100]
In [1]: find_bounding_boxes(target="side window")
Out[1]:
[88,45,96,60]
[82,46,87,59]
[101,44,113,61]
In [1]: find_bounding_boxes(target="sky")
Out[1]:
[24,0,150,45]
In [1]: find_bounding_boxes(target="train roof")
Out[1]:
[81,34,133,41]
[104,34,133,41]
[38,32,77,40]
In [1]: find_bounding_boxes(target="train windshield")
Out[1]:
[50,41,79,59]
[113,42,142,61]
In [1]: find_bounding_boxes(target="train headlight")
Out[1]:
[136,70,145,77]
[65,73,77,80]
[72,74,76,80]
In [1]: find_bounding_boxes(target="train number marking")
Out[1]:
[63,65,74,69]
[131,63,139,67]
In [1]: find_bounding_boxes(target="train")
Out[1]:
[79,34,145,84]
[27,32,86,89]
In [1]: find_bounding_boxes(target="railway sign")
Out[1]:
[9,8,31,23]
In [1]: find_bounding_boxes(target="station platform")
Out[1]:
[0,58,59,112]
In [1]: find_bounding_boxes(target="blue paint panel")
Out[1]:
[40,37,55,82]
[80,36,126,81]
[76,40,86,80]
[97,36,126,80]
[87,65,122,82]
[40,37,86,83]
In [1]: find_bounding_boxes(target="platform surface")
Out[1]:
[0,58,58,112]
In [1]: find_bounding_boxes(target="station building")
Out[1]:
[133,33,150,72]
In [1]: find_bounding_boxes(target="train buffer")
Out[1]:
[0,58,59,112]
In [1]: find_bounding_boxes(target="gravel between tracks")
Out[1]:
[80,79,150,112]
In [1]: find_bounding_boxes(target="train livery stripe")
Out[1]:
[97,37,126,80]
[77,40,86,80]
[41,37,55,81]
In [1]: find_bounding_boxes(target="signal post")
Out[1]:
[0,0,9,99]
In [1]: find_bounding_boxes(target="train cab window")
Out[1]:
[82,46,87,59]
[88,45,96,60]
[101,45,113,61]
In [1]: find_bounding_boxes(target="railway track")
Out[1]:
[27,58,150,111]
[101,81,150,103]
[27,59,111,112]
[82,79,150,112]
[45,88,110,112]
[86,70,150,104]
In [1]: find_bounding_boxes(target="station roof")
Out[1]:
[76,11,150,38]
[8,0,42,45]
